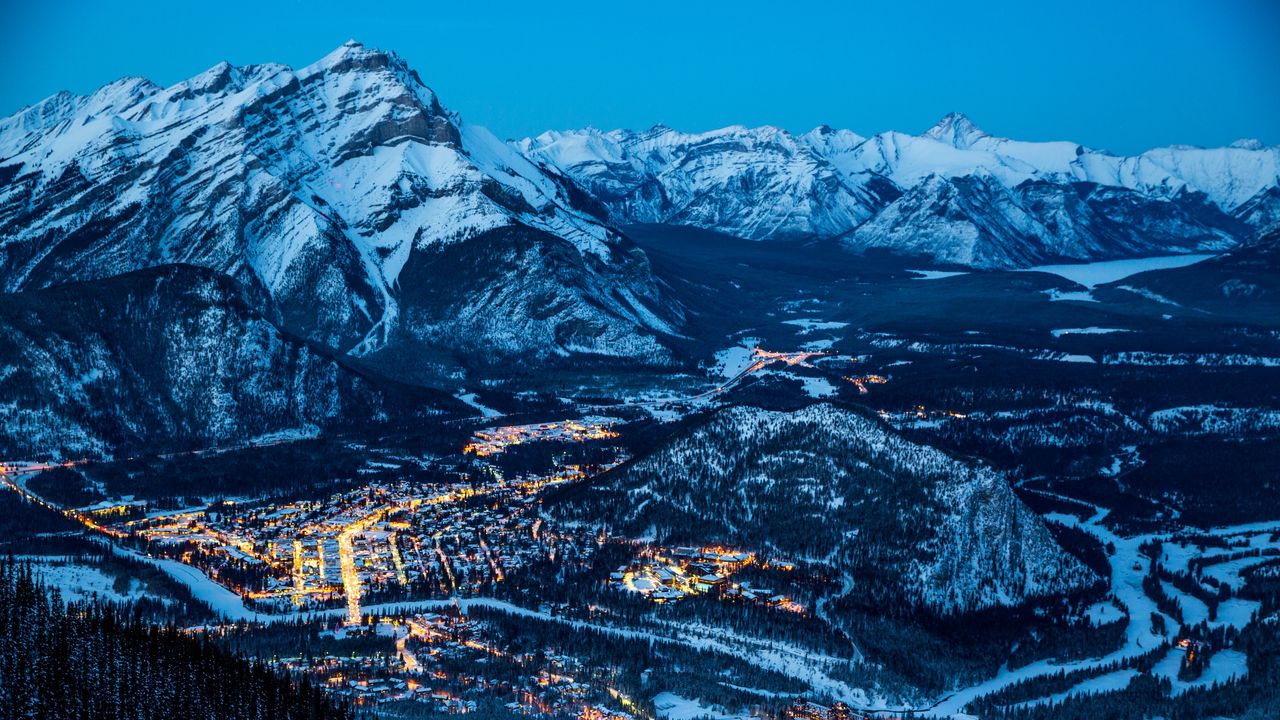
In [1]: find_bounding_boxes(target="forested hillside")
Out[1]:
[554,403,1098,614]
[0,561,350,720]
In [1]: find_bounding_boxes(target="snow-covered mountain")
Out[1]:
[846,173,1243,267]
[0,265,418,460]
[521,114,1278,267]
[830,113,1280,209]
[553,403,1097,614]
[0,42,682,367]
[516,124,899,241]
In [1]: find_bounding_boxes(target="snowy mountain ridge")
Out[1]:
[842,112,1279,209]
[515,124,896,242]
[521,114,1278,267]
[0,41,681,366]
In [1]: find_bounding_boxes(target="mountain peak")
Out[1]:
[0,43,678,365]
[332,39,375,57]
[1230,138,1267,151]
[309,39,397,74]
[924,112,988,148]
[800,124,866,151]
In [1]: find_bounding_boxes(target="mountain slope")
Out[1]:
[553,403,1096,614]
[0,42,681,367]
[0,264,418,460]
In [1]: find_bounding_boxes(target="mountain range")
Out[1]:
[520,114,1278,267]
[1,41,1278,424]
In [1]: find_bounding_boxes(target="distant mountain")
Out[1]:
[552,403,1097,614]
[520,114,1278,268]
[0,264,422,460]
[515,124,899,241]
[0,42,682,369]
[833,113,1279,210]
[845,174,1242,267]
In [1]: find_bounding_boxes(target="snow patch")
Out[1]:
[1051,327,1130,338]
[907,269,968,280]
[1021,254,1213,288]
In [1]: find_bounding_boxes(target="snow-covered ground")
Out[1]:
[1148,405,1280,435]
[1203,556,1277,591]
[1012,669,1139,710]
[455,391,503,418]
[1044,288,1099,302]
[1215,598,1263,629]
[1035,352,1096,363]
[1050,327,1129,338]
[106,543,273,621]
[713,339,761,379]
[800,338,836,351]
[1020,254,1213,288]
[908,269,969,280]
[1115,285,1184,307]
[248,426,321,444]
[645,406,685,423]
[1151,648,1247,696]
[1084,600,1125,626]
[783,319,849,333]
[654,693,750,720]
[799,376,837,398]
[31,560,145,605]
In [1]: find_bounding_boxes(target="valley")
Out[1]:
[4,225,1279,718]
[1,37,1278,720]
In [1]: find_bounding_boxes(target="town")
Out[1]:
[0,415,631,624]
[464,418,621,457]
[257,611,639,719]
[842,374,887,395]
[124,457,620,621]
[610,545,806,613]
[0,375,918,720]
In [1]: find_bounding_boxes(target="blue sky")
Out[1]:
[3,0,1277,153]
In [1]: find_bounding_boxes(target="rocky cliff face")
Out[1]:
[0,42,682,367]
